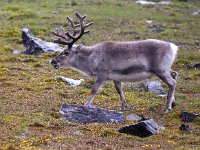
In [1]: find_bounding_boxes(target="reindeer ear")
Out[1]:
[74,44,83,54]
[71,44,82,54]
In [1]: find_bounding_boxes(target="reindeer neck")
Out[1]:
[71,46,93,77]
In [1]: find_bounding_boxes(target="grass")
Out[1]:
[0,0,200,149]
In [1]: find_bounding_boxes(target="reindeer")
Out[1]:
[51,12,178,113]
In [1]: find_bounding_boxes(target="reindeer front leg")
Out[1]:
[85,78,105,107]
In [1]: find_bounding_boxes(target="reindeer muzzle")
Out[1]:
[51,59,60,69]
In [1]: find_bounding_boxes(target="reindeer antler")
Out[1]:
[52,12,93,48]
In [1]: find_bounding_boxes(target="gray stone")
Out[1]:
[136,0,170,5]
[132,80,166,95]
[21,28,63,55]
[179,124,192,132]
[188,63,200,69]
[15,130,30,139]
[69,130,82,135]
[180,112,199,122]
[60,104,125,124]
[13,50,22,55]
[195,42,200,46]
[126,114,142,121]
[192,10,200,15]
[54,76,84,87]
[0,121,4,125]
[179,0,200,2]
[143,81,166,95]
[118,119,164,137]
[149,24,165,33]
[181,45,192,51]
[66,1,78,6]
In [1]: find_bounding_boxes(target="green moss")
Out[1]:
[174,59,191,69]
[0,56,28,62]
[49,111,61,119]
[2,5,25,12]
[8,11,38,20]
[0,27,21,38]
[2,5,38,20]
[22,58,37,63]
[41,77,55,83]
[99,129,117,137]
[160,29,178,38]
[0,68,10,75]
[178,84,200,94]
[191,98,200,108]
[2,114,22,123]
[187,72,200,80]
[29,122,45,127]
[33,63,43,68]
[30,26,49,37]
[0,44,13,52]
[82,80,95,89]
[41,51,61,58]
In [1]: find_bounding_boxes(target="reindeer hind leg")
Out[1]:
[170,70,178,80]
[114,81,128,110]
[170,70,178,108]
[155,71,177,113]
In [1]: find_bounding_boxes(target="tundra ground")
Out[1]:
[0,0,200,149]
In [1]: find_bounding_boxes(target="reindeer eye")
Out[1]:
[63,51,69,56]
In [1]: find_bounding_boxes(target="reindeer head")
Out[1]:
[51,12,93,69]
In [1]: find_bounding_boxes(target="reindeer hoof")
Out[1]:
[172,102,176,108]
[84,103,92,107]
[121,105,128,111]
[162,108,172,114]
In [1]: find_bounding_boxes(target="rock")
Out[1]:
[21,28,63,55]
[118,119,164,137]
[60,104,125,124]
[179,124,192,132]
[181,45,192,51]
[66,1,77,6]
[136,0,170,5]
[143,81,166,95]
[132,80,166,95]
[149,24,165,33]
[13,50,22,54]
[146,19,153,24]
[0,121,4,125]
[179,0,200,2]
[69,130,82,135]
[126,114,142,121]
[188,63,200,69]
[180,112,199,122]
[15,130,30,139]
[192,10,200,15]
[55,76,84,87]
[195,42,200,46]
